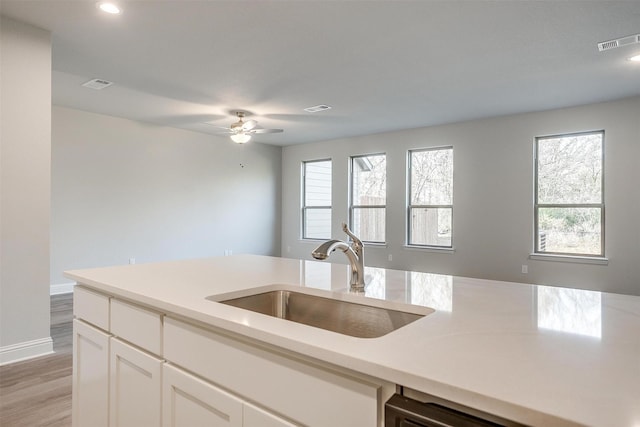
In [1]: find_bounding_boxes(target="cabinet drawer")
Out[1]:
[164,317,381,426]
[74,286,110,330]
[110,299,162,355]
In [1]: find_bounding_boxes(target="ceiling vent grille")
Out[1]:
[304,104,332,113]
[598,34,640,51]
[82,78,114,90]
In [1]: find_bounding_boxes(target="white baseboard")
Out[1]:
[50,282,75,295]
[0,337,54,366]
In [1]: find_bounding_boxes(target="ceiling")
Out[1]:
[2,1,639,146]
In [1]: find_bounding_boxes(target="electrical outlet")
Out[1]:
[521,264,528,274]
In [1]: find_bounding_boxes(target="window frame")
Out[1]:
[406,146,454,249]
[349,153,387,244]
[301,158,332,240]
[533,130,605,258]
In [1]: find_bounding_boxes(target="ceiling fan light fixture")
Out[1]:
[230,133,251,144]
[97,2,122,14]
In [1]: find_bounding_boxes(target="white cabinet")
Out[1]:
[109,338,162,427]
[72,319,110,427]
[163,363,295,427]
[243,403,297,427]
[73,286,390,427]
[164,317,390,426]
[163,363,243,427]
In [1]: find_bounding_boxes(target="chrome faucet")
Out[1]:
[312,223,365,292]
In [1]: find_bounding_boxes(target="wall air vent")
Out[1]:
[82,78,114,90]
[598,34,640,51]
[304,104,332,113]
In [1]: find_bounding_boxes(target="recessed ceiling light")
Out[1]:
[628,54,640,62]
[97,2,122,14]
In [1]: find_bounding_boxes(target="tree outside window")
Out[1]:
[535,131,604,256]
[408,147,453,247]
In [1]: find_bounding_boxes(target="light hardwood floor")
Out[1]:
[0,294,73,427]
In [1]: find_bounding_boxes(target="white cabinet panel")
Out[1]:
[73,319,110,427]
[243,403,298,427]
[110,338,162,427]
[74,286,110,331]
[163,364,243,427]
[164,317,381,427]
[110,299,162,355]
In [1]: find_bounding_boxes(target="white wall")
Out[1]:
[0,16,53,363]
[51,106,281,286]
[282,97,640,296]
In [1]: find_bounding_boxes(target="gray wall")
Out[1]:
[51,106,282,286]
[281,97,640,296]
[0,17,52,362]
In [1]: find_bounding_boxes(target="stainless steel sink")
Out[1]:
[209,287,433,338]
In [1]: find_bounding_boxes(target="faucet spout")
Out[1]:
[311,224,365,292]
[311,240,348,260]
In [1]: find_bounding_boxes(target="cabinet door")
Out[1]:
[73,319,110,427]
[163,364,242,427]
[243,403,298,427]
[110,338,162,427]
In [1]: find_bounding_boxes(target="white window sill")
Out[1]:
[528,253,609,265]
[363,242,387,248]
[403,245,455,254]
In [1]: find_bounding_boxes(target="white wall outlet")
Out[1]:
[388,254,393,261]
[129,258,136,265]
[521,264,528,274]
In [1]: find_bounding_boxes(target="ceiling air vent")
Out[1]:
[304,104,332,113]
[598,34,640,51]
[82,78,114,90]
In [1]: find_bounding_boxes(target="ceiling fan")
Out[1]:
[215,111,283,144]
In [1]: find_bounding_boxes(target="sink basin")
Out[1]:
[208,286,433,338]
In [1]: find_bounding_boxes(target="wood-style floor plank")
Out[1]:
[0,294,73,427]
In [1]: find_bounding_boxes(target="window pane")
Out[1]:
[411,149,453,205]
[352,154,386,205]
[352,207,385,242]
[304,208,331,239]
[537,207,601,255]
[304,160,331,206]
[410,207,452,247]
[537,133,602,204]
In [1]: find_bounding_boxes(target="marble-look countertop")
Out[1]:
[65,255,640,427]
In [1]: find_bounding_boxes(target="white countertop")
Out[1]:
[65,255,640,427]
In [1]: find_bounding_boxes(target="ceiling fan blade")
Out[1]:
[251,128,283,134]
[242,120,258,131]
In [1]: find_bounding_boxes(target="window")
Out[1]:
[534,131,604,257]
[350,154,386,243]
[408,147,453,247]
[302,159,332,239]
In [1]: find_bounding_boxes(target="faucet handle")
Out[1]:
[341,223,363,249]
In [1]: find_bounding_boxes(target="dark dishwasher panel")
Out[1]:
[385,394,515,427]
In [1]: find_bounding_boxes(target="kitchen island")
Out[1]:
[65,255,640,427]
